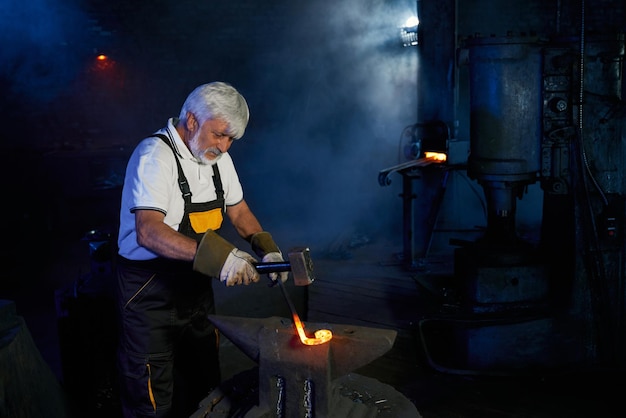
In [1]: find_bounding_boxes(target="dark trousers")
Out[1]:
[116,257,220,418]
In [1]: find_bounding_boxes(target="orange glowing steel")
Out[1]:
[425,151,447,162]
[291,312,332,345]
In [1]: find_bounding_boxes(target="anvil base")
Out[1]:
[191,367,421,418]
[189,315,421,417]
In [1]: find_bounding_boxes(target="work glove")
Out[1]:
[250,231,289,284]
[261,252,289,284]
[220,249,260,286]
[193,230,260,286]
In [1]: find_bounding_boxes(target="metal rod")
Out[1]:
[277,278,302,323]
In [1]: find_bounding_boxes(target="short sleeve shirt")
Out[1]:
[117,118,244,260]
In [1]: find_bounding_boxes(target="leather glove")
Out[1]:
[193,230,236,278]
[220,248,260,286]
[193,230,260,286]
[250,231,289,283]
[262,252,289,284]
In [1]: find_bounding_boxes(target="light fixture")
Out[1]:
[400,16,419,47]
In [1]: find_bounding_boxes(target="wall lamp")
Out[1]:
[400,16,419,47]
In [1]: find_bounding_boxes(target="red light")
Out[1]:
[96,54,107,61]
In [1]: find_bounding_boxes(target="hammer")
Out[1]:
[254,247,315,286]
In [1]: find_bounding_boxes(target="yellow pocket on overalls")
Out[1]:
[189,208,223,233]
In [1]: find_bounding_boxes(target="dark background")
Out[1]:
[0,0,422,257]
[1,1,626,417]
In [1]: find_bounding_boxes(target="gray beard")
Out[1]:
[189,131,222,166]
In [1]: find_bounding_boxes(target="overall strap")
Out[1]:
[154,133,191,204]
[212,160,224,202]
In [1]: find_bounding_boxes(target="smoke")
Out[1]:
[226,0,419,254]
[1,0,420,258]
[0,0,92,105]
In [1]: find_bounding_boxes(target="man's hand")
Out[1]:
[250,231,289,284]
[220,249,260,286]
[262,252,289,283]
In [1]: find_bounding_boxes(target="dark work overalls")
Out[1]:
[116,134,225,418]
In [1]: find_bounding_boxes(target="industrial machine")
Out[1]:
[378,120,454,270]
[382,28,626,373]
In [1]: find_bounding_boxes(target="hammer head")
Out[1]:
[287,247,315,286]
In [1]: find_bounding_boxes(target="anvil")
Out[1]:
[207,315,397,418]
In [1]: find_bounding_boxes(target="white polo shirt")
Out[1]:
[117,118,244,260]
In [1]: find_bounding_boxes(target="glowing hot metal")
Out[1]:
[424,151,447,162]
[278,278,332,345]
[291,308,332,345]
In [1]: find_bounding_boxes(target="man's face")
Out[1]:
[188,117,235,165]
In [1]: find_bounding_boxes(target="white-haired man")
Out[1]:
[116,82,287,417]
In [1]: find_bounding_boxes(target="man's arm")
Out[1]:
[226,199,289,283]
[225,199,264,241]
[134,199,262,261]
[135,209,197,261]
[193,199,263,285]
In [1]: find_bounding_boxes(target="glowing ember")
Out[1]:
[291,312,332,345]
[424,151,447,162]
